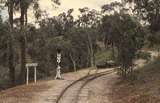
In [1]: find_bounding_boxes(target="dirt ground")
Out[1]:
[0,69,117,103]
[110,51,160,103]
[110,69,160,103]
[0,50,157,103]
[87,72,118,103]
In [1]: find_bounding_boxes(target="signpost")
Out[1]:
[26,63,38,85]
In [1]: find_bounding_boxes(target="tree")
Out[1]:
[101,1,124,13]
[0,0,16,86]
[124,0,160,32]
[77,7,101,28]
[76,7,101,67]
[64,27,97,69]
[8,0,15,86]
[6,0,60,83]
[101,3,145,78]
[58,9,74,34]
[0,16,9,68]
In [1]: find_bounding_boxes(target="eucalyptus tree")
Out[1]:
[52,8,74,35]
[8,0,15,86]
[101,2,145,78]
[123,0,160,54]
[101,1,124,13]
[0,0,16,85]
[18,0,60,83]
[14,0,40,83]
[1,0,60,84]
[123,0,160,32]
[0,14,9,68]
[77,7,101,28]
[64,27,97,69]
[76,7,101,67]
[59,9,74,33]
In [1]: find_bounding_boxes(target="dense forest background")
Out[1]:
[0,0,160,89]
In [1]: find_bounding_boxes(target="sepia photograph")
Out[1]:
[0,0,159,103]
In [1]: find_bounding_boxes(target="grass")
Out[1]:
[110,57,160,103]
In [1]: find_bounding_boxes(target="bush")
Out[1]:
[136,51,151,60]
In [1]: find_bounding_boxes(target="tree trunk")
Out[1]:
[69,54,77,72]
[8,37,15,86]
[19,0,27,84]
[87,33,94,67]
[111,46,115,60]
[8,0,15,86]
[158,47,160,57]
[25,9,28,25]
[19,36,26,83]
[87,44,90,67]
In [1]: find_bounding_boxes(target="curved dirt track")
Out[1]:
[56,70,114,103]
[0,69,118,103]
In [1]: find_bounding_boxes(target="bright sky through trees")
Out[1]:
[1,0,121,23]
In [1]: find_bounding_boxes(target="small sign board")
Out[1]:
[26,63,38,67]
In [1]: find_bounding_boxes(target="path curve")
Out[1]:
[56,69,114,103]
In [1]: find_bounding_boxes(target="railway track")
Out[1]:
[55,69,115,103]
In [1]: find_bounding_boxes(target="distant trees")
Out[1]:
[0,0,150,86]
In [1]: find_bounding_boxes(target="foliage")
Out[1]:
[65,27,98,68]
[101,5,145,77]
[124,0,160,32]
[76,7,101,28]
[0,0,152,88]
[95,48,113,65]
[0,20,9,67]
[136,51,151,60]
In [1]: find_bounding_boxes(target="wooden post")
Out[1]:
[26,66,29,85]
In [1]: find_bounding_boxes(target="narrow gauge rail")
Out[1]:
[56,69,115,103]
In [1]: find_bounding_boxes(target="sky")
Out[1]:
[38,0,119,16]
[39,0,121,16]
[1,0,121,23]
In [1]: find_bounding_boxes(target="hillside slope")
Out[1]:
[110,57,160,103]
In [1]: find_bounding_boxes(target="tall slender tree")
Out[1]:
[18,0,60,83]
[76,7,101,67]
[1,0,16,86]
